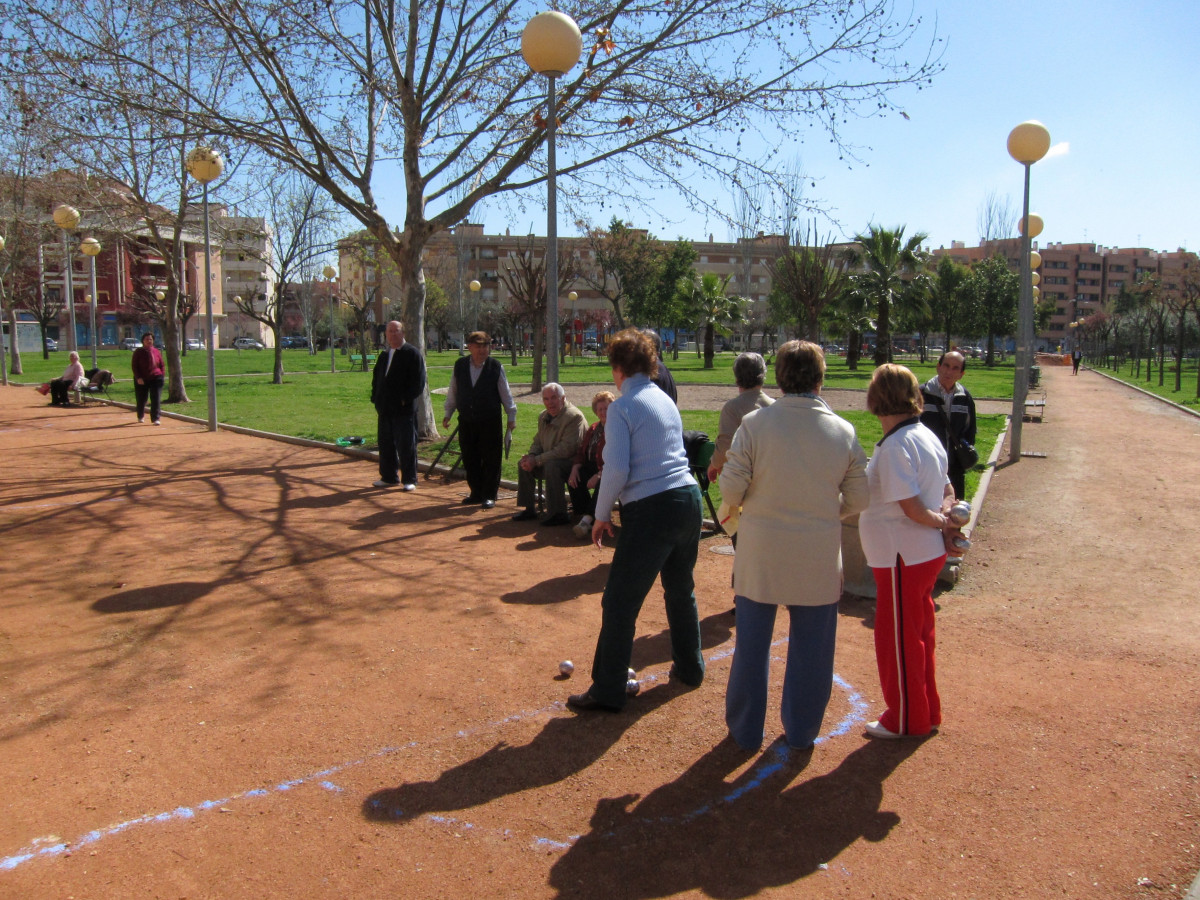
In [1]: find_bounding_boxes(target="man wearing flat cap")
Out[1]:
[443,332,517,509]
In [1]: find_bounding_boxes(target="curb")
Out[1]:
[1188,870,1200,900]
[1082,366,1200,419]
[935,413,1009,587]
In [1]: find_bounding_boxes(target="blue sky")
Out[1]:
[468,0,1198,254]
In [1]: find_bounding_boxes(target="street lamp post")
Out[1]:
[522,11,582,385]
[1006,120,1051,462]
[469,279,481,334]
[0,233,8,386]
[323,265,337,372]
[186,146,225,433]
[80,236,101,369]
[53,205,81,353]
[568,290,578,358]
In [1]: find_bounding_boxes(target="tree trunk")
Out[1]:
[161,312,188,404]
[873,291,890,366]
[272,322,284,384]
[389,228,439,441]
[703,323,715,369]
[8,307,22,375]
[1175,314,1186,392]
[846,330,862,371]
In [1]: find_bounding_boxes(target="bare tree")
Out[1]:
[13,0,942,425]
[769,220,848,341]
[498,235,577,392]
[224,166,342,383]
[977,191,1018,243]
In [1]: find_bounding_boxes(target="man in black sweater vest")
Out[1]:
[442,332,517,509]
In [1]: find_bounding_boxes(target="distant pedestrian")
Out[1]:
[442,331,517,510]
[131,334,165,424]
[1072,347,1082,375]
[642,329,678,405]
[371,320,426,491]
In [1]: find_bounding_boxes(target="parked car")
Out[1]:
[185,338,205,350]
[44,337,58,351]
[232,337,265,350]
[120,337,140,350]
[281,336,311,350]
[583,340,602,352]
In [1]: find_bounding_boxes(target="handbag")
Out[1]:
[37,382,52,396]
[954,438,979,470]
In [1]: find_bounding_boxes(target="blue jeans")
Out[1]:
[588,484,704,708]
[725,597,838,751]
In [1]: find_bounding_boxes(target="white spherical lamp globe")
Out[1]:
[521,12,583,77]
[186,146,225,184]
[1007,121,1051,165]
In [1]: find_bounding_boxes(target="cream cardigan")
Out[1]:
[719,396,869,606]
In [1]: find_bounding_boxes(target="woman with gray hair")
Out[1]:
[707,352,774,483]
[719,340,869,751]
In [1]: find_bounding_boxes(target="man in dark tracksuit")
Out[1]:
[371,320,426,490]
[442,332,517,509]
[919,349,977,501]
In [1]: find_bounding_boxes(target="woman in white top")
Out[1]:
[719,341,869,751]
[859,364,964,739]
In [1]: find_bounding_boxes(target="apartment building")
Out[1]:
[933,239,1197,345]
[216,213,277,348]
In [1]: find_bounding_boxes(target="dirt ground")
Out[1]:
[0,366,1197,899]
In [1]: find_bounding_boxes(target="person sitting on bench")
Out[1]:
[49,351,85,407]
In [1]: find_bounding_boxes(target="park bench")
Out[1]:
[1024,389,1047,422]
[349,354,377,369]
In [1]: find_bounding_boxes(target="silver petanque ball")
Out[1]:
[627,667,636,680]
[559,660,574,677]
[951,536,972,551]
[948,501,972,526]
[626,679,641,697]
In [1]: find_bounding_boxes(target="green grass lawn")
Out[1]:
[14,347,1005,502]
[1085,358,1200,411]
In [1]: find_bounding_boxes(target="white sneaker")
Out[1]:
[573,517,593,539]
[372,479,398,488]
[864,720,902,739]
[401,483,416,492]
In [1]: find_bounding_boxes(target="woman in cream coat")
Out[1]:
[719,340,869,751]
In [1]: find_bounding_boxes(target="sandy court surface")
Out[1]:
[0,366,1197,898]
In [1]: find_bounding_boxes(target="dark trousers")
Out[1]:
[588,484,704,708]
[134,378,163,422]
[49,378,73,405]
[459,415,503,501]
[378,410,418,485]
[947,465,966,503]
[567,460,600,518]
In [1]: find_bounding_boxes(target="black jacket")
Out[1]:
[371,343,426,414]
[919,381,976,473]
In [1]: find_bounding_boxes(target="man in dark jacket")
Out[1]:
[371,320,426,490]
[642,328,678,405]
[442,332,517,509]
[919,349,976,500]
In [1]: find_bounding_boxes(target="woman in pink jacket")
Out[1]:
[131,333,165,424]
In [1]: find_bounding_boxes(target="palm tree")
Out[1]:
[677,272,745,369]
[844,225,928,365]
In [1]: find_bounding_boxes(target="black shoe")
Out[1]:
[462,494,483,504]
[511,508,538,522]
[481,499,495,509]
[566,691,621,713]
[541,513,571,527]
[668,666,703,689]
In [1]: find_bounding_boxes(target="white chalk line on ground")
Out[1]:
[1,641,869,871]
